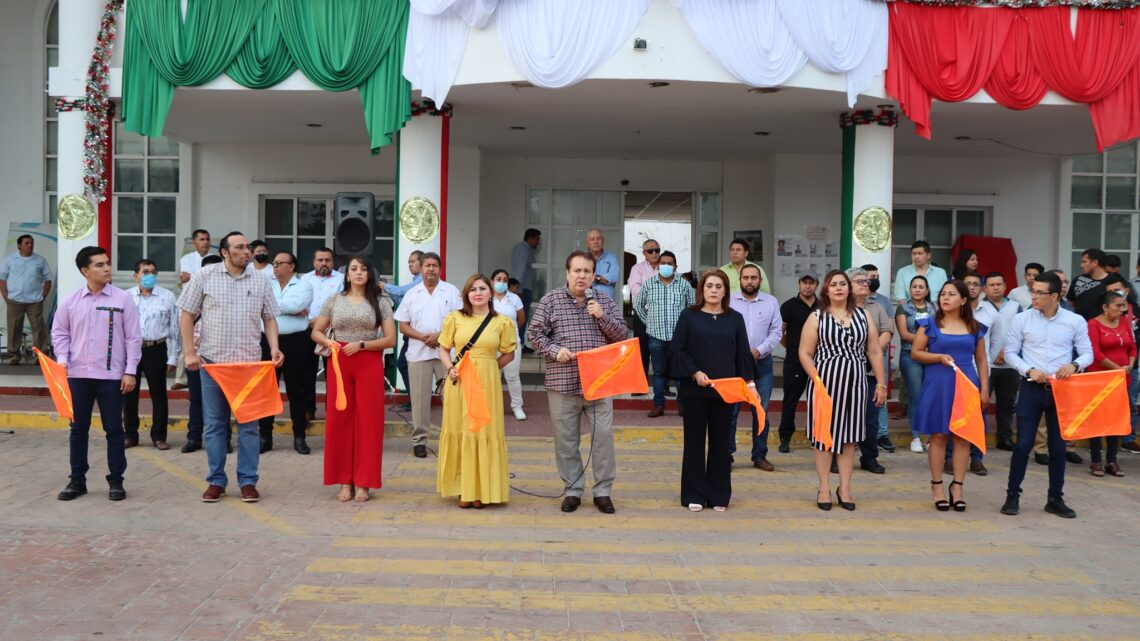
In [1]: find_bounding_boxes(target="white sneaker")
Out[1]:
[909,437,924,453]
[512,408,527,421]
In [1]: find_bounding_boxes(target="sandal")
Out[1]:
[1090,463,1105,477]
[949,480,967,512]
[337,485,353,502]
[354,488,370,503]
[931,480,950,512]
[712,506,727,512]
[688,503,704,512]
[471,500,484,509]
[1106,462,1125,477]
[458,500,473,509]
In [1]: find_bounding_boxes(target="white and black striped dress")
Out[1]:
[806,308,869,453]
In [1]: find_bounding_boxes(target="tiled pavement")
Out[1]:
[3,410,1140,641]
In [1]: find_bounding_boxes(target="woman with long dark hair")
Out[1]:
[1087,290,1135,477]
[668,269,754,512]
[911,280,989,512]
[799,270,887,511]
[895,275,932,452]
[952,249,979,281]
[311,256,396,503]
[437,274,516,508]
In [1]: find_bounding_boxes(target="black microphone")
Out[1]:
[584,288,595,301]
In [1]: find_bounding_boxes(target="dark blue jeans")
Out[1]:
[860,375,880,466]
[730,356,774,461]
[519,288,534,347]
[648,336,672,408]
[397,338,411,395]
[1007,381,1067,501]
[68,378,126,484]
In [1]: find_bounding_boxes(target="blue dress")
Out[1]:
[913,319,986,436]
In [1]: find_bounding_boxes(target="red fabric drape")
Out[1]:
[951,235,1018,296]
[888,4,1140,151]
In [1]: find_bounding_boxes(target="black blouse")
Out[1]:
[667,308,755,399]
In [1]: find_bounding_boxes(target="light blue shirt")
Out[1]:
[384,273,421,307]
[592,249,620,300]
[1003,307,1093,377]
[511,241,536,291]
[127,285,181,365]
[273,275,313,335]
[893,264,948,305]
[0,252,52,303]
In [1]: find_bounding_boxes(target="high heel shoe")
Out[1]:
[931,479,950,512]
[949,480,967,512]
[816,489,832,511]
[835,489,856,511]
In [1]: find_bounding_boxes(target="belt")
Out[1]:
[1024,379,1052,389]
[142,339,166,348]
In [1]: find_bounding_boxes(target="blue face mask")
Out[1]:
[140,274,157,290]
[658,265,675,279]
[492,281,508,293]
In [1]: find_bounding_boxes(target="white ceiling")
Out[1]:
[161,78,1101,160]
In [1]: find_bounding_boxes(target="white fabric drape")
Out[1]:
[674,0,887,106]
[495,0,652,89]
[404,0,499,104]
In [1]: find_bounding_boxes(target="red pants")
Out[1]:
[323,347,385,488]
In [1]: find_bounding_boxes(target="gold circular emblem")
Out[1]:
[853,206,892,253]
[399,196,440,244]
[57,194,97,241]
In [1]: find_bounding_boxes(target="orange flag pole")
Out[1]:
[32,347,73,421]
[456,352,492,433]
[949,366,987,455]
[708,377,766,435]
[327,344,348,411]
[811,375,834,450]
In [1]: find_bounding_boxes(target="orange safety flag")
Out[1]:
[1051,370,1132,441]
[327,344,347,411]
[949,366,986,455]
[202,361,282,424]
[456,352,491,433]
[811,375,834,450]
[32,347,73,421]
[577,338,649,401]
[709,377,765,435]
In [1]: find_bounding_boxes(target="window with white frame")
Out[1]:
[112,123,181,271]
[696,192,721,271]
[1069,143,1139,277]
[890,207,989,274]
[262,195,396,278]
[44,2,58,221]
[526,188,624,301]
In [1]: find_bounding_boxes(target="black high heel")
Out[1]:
[835,489,856,511]
[816,489,832,511]
[949,480,967,512]
[931,480,950,511]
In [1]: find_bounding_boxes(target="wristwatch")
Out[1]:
[1070,361,1080,371]
[360,341,366,350]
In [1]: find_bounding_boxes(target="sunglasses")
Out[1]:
[644,248,661,254]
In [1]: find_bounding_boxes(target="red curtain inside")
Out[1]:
[888,3,1140,151]
[951,235,1018,296]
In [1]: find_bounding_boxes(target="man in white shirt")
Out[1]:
[173,229,211,389]
[1007,262,1043,311]
[249,240,275,280]
[123,258,180,451]
[300,247,344,419]
[978,271,1021,452]
[626,238,661,379]
[394,252,461,458]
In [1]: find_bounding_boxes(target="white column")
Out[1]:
[55,0,105,297]
[840,110,896,290]
[396,112,447,284]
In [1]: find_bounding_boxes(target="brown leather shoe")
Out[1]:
[1107,462,1125,477]
[124,437,139,449]
[153,440,170,451]
[753,458,775,471]
[201,485,225,502]
[240,485,260,503]
[170,382,188,391]
[560,496,581,512]
[593,496,616,514]
[970,460,988,476]
[647,406,665,418]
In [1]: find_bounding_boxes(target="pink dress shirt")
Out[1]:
[627,260,657,305]
[51,284,142,380]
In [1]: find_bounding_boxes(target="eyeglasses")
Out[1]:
[1030,290,1054,298]
[964,282,982,288]
[852,279,869,285]
[272,261,293,267]
[644,248,661,254]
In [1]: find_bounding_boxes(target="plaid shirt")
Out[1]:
[178,263,279,363]
[527,287,627,395]
[633,276,694,341]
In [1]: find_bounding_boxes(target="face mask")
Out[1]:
[254,253,269,264]
[658,265,675,279]
[492,282,508,293]
[140,274,157,290]
[867,278,880,292]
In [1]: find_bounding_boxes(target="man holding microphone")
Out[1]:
[528,251,628,514]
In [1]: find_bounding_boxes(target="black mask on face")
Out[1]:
[867,278,880,292]
[254,253,269,264]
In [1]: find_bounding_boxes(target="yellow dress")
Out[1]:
[437,312,516,503]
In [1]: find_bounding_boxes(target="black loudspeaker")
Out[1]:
[334,192,375,256]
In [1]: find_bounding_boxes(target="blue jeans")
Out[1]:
[519,288,533,347]
[397,339,411,395]
[200,365,260,488]
[1125,367,1140,445]
[860,375,880,465]
[877,353,890,438]
[187,368,229,446]
[648,336,671,408]
[730,356,774,461]
[1007,381,1066,501]
[68,378,127,483]
[898,350,924,438]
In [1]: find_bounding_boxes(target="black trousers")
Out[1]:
[990,367,1021,442]
[259,332,314,440]
[630,315,651,375]
[123,342,169,442]
[680,395,735,507]
[779,359,809,442]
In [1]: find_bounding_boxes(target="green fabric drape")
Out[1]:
[122,0,411,152]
